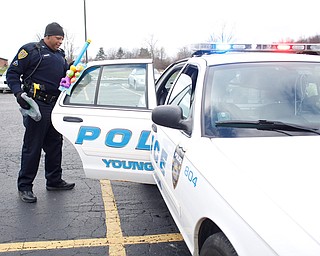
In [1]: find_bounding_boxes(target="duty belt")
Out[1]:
[30,90,58,104]
[26,83,58,104]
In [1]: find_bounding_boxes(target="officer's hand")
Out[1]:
[15,91,30,110]
[68,60,75,69]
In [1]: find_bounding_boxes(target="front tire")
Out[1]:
[200,232,238,256]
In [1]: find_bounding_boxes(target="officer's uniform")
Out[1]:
[7,39,69,192]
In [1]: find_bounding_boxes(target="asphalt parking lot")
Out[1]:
[0,92,191,256]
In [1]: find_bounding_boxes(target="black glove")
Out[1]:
[15,91,30,110]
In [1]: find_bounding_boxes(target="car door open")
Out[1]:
[52,59,157,184]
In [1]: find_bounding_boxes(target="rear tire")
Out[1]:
[200,232,238,256]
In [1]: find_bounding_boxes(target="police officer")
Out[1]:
[7,22,75,203]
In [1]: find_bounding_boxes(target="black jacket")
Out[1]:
[7,39,68,96]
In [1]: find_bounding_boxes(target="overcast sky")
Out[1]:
[1,0,320,61]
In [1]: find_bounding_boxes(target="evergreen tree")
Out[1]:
[116,47,125,59]
[138,48,151,58]
[95,47,107,60]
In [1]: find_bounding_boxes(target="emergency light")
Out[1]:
[191,43,320,56]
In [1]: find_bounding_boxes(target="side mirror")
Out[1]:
[151,105,192,133]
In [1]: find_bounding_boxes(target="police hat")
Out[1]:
[44,22,64,37]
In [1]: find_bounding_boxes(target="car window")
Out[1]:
[67,67,100,104]
[203,62,320,137]
[133,68,145,75]
[167,65,198,119]
[170,84,192,119]
[164,70,179,90]
[155,60,187,105]
[64,64,148,108]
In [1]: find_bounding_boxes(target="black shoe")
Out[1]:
[19,191,37,203]
[46,180,75,191]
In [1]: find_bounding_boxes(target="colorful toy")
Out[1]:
[59,39,91,94]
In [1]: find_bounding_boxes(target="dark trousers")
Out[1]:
[18,100,63,191]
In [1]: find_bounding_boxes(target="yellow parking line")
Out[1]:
[124,233,184,244]
[100,179,126,256]
[100,180,184,254]
[0,180,184,254]
[0,233,183,253]
[0,238,108,252]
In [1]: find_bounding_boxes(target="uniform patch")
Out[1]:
[12,60,19,66]
[18,49,28,59]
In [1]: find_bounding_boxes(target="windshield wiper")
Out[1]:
[215,119,320,135]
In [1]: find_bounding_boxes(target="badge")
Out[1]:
[18,49,28,59]
[172,145,185,189]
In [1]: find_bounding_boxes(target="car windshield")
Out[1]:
[203,62,320,137]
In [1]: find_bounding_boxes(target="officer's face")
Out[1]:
[45,36,64,51]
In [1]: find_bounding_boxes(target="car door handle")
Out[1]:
[152,123,157,133]
[63,116,83,123]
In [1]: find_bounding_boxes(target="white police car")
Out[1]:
[52,43,320,256]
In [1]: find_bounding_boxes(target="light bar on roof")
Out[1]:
[191,43,320,54]
[292,45,305,50]
[255,43,320,52]
[192,43,253,51]
[309,45,320,51]
[216,44,231,51]
[277,44,291,50]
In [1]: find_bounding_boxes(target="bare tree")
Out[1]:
[278,37,295,43]
[296,35,320,43]
[106,48,119,60]
[175,46,193,60]
[208,22,235,43]
[145,34,158,59]
[62,32,76,63]
[157,47,167,61]
[127,48,137,58]
[124,50,136,59]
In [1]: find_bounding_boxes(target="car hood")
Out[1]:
[202,136,320,253]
